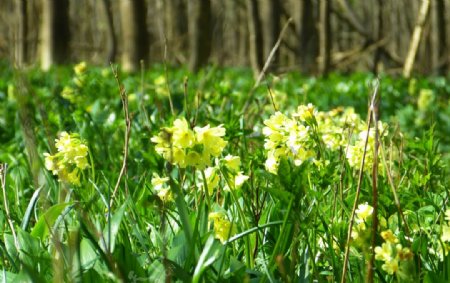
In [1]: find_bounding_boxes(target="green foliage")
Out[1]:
[0,62,449,282]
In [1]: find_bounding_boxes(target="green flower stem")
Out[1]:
[227,176,253,268]
[170,177,193,246]
[200,170,212,210]
[267,196,294,278]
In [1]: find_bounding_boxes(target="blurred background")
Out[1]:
[0,0,448,75]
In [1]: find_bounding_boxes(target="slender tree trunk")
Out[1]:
[15,0,27,66]
[188,0,212,72]
[260,0,281,70]
[165,0,188,63]
[120,0,148,72]
[435,0,447,74]
[246,0,263,77]
[318,0,331,76]
[403,0,431,78]
[101,0,116,64]
[40,0,70,70]
[373,0,384,73]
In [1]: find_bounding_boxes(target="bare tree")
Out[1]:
[260,0,281,70]
[318,0,331,76]
[403,0,431,78]
[40,0,70,71]
[120,0,148,72]
[246,0,263,77]
[436,0,447,74]
[188,0,212,72]
[101,0,116,64]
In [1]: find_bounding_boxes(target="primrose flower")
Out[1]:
[151,118,228,169]
[382,259,399,275]
[381,230,399,244]
[375,230,413,275]
[355,203,373,222]
[74,61,87,76]
[441,225,450,242]
[375,243,393,262]
[209,212,236,243]
[199,167,220,195]
[44,132,89,185]
[223,155,241,173]
[151,173,172,203]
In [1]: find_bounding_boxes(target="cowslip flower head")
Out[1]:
[151,118,227,169]
[208,212,236,243]
[355,202,373,222]
[44,132,89,185]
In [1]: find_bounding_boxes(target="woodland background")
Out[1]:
[0,0,449,76]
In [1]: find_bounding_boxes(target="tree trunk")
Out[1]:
[295,0,317,73]
[15,0,27,66]
[403,0,431,78]
[260,0,281,70]
[435,0,447,74]
[318,0,331,76]
[188,0,212,72]
[101,0,116,64]
[373,0,384,73]
[246,0,263,77]
[40,0,70,71]
[120,0,148,72]
[165,0,188,63]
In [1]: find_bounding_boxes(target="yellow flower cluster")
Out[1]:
[375,230,413,275]
[198,155,249,194]
[44,132,89,185]
[61,61,87,103]
[151,118,227,169]
[346,121,388,171]
[151,173,173,203]
[262,103,390,174]
[351,202,373,241]
[208,212,236,243]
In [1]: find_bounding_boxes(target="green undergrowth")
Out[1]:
[0,61,449,282]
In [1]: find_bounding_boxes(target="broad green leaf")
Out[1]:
[80,238,98,270]
[31,202,72,240]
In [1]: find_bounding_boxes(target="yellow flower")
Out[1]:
[223,155,241,172]
[355,202,373,222]
[375,243,392,262]
[151,173,169,191]
[445,209,450,222]
[381,230,399,244]
[195,124,227,157]
[441,224,450,242]
[209,212,236,243]
[172,118,195,148]
[74,61,87,76]
[44,132,89,185]
[382,259,399,275]
[200,167,220,194]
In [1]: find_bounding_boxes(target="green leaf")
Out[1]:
[101,201,126,253]
[31,202,72,240]
[80,238,98,270]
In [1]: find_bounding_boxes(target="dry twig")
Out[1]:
[109,63,132,207]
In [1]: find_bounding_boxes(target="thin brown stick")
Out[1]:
[340,82,379,283]
[109,63,132,207]
[367,79,380,283]
[1,164,18,246]
[242,18,292,113]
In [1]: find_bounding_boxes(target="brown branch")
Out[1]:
[109,63,132,207]
[341,81,379,283]
[242,18,293,113]
[403,0,431,78]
